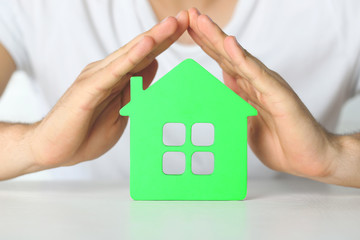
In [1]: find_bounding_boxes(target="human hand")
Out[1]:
[28,11,189,170]
[187,8,345,184]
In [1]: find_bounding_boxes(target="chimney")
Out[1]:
[130,76,143,100]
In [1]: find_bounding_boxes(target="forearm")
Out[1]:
[0,122,42,180]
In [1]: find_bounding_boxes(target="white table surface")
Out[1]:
[0,176,359,240]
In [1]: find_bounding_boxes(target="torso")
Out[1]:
[4,0,360,180]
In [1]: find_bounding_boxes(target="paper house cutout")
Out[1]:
[120,59,257,200]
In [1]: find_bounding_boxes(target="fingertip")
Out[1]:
[224,35,236,51]
[224,35,235,44]
[188,7,200,16]
[197,14,209,24]
[159,16,178,32]
[197,14,214,34]
[142,35,156,47]
[188,8,199,29]
[176,10,189,29]
[230,35,243,49]
[135,35,156,55]
[167,16,178,23]
[176,10,187,19]
[198,14,213,25]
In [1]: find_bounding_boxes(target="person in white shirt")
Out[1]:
[0,0,359,186]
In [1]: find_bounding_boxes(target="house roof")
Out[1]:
[120,59,257,117]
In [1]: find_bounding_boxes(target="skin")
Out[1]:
[0,2,359,187]
[0,11,189,180]
[149,0,237,44]
[187,8,360,187]
[0,45,15,96]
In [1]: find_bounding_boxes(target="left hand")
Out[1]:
[187,8,343,185]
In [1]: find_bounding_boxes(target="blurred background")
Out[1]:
[1,71,360,180]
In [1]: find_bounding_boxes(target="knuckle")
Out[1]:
[75,72,90,83]
[85,60,101,69]
[242,48,250,58]
[145,51,156,61]
[126,51,138,67]
[107,61,122,79]
[219,61,228,70]
[212,37,221,48]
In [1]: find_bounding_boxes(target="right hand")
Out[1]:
[28,11,189,171]
[187,8,341,184]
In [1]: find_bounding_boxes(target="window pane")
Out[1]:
[163,123,186,146]
[191,152,214,175]
[163,152,186,175]
[191,123,214,146]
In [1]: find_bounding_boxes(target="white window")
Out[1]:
[163,123,185,146]
[191,123,214,146]
[191,152,214,175]
[162,123,215,175]
[162,152,185,175]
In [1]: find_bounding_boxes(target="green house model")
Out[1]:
[120,59,257,200]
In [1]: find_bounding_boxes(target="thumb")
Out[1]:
[136,59,158,89]
[223,70,250,103]
[223,70,239,94]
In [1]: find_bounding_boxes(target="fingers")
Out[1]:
[223,36,283,94]
[149,11,189,60]
[188,8,282,95]
[188,8,215,54]
[33,13,188,167]
[66,35,154,116]
[222,71,249,101]
[196,14,229,61]
[82,11,187,79]
[80,16,176,78]
[187,8,236,75]
[121,59,158,107]
[102,11,188,70]
[74,60,159,163]
[62,11,187,130]
[86,59,158,132]
[66,92,126,165]
[223,36,263,83]
[104,17,177,64]
[188,8,237,69]
[92,35,156,93]
[82,11,189,97]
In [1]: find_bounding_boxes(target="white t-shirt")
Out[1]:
[0,0,360,180]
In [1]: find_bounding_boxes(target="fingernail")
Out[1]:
[233,36,242,48]
[160,17,169,24]
[194,8,201,15]
[176,11,182,19]
[206,15,214,23]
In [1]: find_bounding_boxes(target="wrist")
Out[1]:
[18,122,47,175]
[0,122,42,180]
[26,120,65,172]
[323,133,360,187]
